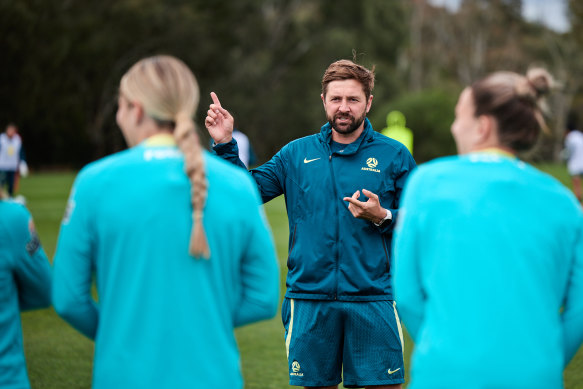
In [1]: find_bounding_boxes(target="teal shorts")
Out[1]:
[281,298,405,387]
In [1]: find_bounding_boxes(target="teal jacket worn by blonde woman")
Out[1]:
[393,151,583,389]
[52,134,280,389]
[0,200,52,389]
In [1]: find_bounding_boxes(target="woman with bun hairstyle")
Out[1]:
[393,69,583,388]
[52,55,279,389]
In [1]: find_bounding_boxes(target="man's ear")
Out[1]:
[366,94,373,114]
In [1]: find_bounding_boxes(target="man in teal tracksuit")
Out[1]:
[205,59,416,388]
[0,199,52,388]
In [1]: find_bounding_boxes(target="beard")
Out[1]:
[328,111,366,135]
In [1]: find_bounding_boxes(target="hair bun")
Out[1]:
[526,68,553,98]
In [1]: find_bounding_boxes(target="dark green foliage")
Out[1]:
[0,0,408,168]
[1,0,583,168]
[372,88,458,163]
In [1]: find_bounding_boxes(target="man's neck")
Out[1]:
[331,126,364,144]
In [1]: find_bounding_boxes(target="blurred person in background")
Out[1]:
[52,55,279,389]
[393,68,583,388]
[232,128,257,168]
[564,123,583,202]
[0,191,52,388]
[0,123,27,198]
[381,110,413,156]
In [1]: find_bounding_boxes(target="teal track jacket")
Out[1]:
[214,118,416,301]
[394,152,583,388]
[0,200,52,389]
[52,137,279,389]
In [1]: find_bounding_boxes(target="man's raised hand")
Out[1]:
[205,92,235,144]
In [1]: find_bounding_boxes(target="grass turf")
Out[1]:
[16,165,582,388]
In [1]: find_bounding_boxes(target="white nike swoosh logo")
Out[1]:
[388,368,400,375]
[304,157,321,164]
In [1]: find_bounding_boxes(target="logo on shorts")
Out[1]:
[290,360,303,377]
[388,367,401,375]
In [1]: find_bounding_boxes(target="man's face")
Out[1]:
[6,125,16,138]
[322,79,372,136]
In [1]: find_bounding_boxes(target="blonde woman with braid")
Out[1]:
[52,55,279,389]
[393,69,583,388]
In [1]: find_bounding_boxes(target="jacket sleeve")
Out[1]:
[233,176,280,327]
[214,139,287,204]
[392,170,425,341]
[562,215,583,364]
[379,148,417,235]
[52,174,99,340]
[212,139,247,169]
[13,207,52,311]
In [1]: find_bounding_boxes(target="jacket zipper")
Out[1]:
[328,152,339,300]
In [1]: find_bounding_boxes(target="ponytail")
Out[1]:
[174,113,210,259]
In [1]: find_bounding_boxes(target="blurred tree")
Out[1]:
[371,88,458,163]
[0,0,580,167]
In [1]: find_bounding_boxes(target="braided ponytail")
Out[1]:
[174,113,210,259]
[120,55,208,258]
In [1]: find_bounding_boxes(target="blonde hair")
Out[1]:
[119,55,210,259]
[471,68,554,152]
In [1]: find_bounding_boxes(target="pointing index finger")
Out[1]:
[210,92,221,107]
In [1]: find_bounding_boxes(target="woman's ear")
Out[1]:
[132,101,145,125]
[477,114,496,144]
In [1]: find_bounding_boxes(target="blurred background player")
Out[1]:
[393,68,583,388]
[0,123,27,198]
[232,128,257,168]
[564,123,583,202]
[52,55,279,389]
[381,110,413,155]
[0,192,52,388]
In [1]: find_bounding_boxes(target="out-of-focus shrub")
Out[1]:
[372,89,458,164]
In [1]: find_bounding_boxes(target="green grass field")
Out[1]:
[16,166,583,388]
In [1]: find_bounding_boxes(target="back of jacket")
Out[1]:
[53,137,279,389]
[394,153,583,388]
[215,118,416,301]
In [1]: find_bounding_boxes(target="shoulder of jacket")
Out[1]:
[282,134,321,152]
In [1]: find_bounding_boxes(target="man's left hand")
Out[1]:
[343,189,386,224]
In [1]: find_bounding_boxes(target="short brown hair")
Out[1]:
[321,60,375,100]
[471,68,553,152]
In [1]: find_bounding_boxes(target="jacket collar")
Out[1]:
[318,118,374,155]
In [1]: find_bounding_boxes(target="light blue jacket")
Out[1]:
[214,119,416,301]
[393,151,583,388]
[52,135,279,389]
[0,200,52,389]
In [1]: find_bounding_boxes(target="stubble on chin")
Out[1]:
[328,113,365,135]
